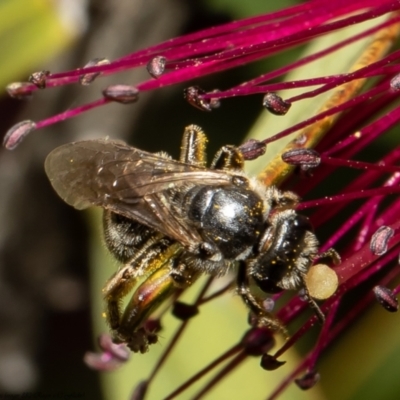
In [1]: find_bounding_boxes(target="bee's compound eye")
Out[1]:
[294,214,313,231]
[253,275,284,294]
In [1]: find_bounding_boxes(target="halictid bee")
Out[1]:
[45,125,338,353]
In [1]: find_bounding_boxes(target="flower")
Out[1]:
[4,1,400,399]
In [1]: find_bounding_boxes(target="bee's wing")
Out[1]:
[45,139,233,248]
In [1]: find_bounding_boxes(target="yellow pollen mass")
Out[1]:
[305,264,339,300]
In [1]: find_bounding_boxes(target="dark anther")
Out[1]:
[130,381,148,400]
[6,82,33,100]
[282,148,321,170]
[102,85,139,104]
[3,120,37,150]
[241,327,275,356]
[370,226,394,256]
[263,92,291,115]
[373,285,399,312]
[295,370,321,390]
[238,139,266,160]
[184,86,213,111]
[172,301,199,320]
[260,353,286,370]
[79,57,110,85]
[146,55,167,78]
[28,70,50,89]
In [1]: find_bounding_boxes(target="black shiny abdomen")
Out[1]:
[185,185,264,259]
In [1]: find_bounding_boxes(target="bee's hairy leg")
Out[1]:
[319,247,341,265]
[301,247,340,324]
[237,261,289,339]
[113,246,197,352]
[299,274,326,324]
[179,123,246,173]
[181,125,246,172]
[119,259,197,332]
[102,265,138,331]
[180,125,208,167]
[114,263,178,352]
[169,261,199,288]
[210,145,245,171]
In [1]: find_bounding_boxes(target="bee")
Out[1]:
[45,125,337,352]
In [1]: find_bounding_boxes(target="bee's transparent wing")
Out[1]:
[45,139,233,248]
